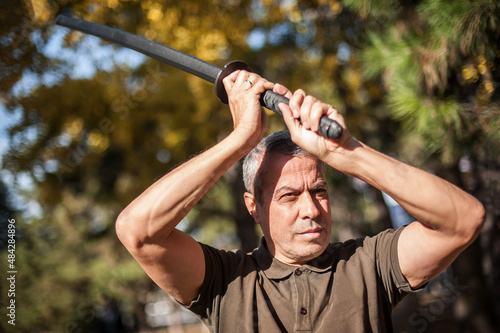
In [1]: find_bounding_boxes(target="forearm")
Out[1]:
[116,70,272,251]
[279,88,484,287]
[116,130,256,248]
[325,138,484,237]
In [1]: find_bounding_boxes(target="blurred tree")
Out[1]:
[344,0,500,330]
[1,0,498,331]
[2,0,270,330]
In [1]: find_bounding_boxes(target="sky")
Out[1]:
[0,104,20,160]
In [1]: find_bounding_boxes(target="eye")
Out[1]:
[280,192,298,201]
[312,188,328,199]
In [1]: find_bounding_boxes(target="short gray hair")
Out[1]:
[242,131,312,202]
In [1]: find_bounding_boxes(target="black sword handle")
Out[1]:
[260,90,343,140]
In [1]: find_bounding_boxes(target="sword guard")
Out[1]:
[215,61,249,104]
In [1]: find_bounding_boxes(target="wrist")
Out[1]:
[231,125,265,148]
[223,129,262,158]
[323,137,365,175]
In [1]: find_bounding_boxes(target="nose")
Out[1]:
[299,191,321,220]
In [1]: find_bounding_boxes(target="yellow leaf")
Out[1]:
[28,0,52,24]
[106,0,119,9]
[63,118,84,138]
[147,4,164,22]
[87,131,110,153]
[461,64,478,81]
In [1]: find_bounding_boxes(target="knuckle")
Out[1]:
[304,95,317,104]
[295,89,306,97]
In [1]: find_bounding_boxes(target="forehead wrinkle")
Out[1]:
[259,154,326,201]
[274,179,327,196]
[272,163,326,197]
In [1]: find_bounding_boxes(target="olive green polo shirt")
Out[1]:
[186,227,416,332]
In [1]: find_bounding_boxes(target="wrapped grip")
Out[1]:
[260,90,343,140]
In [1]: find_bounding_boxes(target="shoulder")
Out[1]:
[185,243,259,317]
[330,228,413,304]
[362,227,404,259]
[199,242,259,278]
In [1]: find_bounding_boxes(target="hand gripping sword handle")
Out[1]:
[260,90,343,140]
[216,62,343,140]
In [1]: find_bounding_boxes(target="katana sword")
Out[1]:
[55,15,342,140]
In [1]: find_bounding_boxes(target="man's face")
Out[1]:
[246,153,331,265]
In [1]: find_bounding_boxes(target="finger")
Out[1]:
[223,70,241,91]
[273,83,293,99]
[253,76,274,92]
[289,89,306,119]
[300,95,318,130]
[325,106,347,134]
[280,102,301,135]
[239,72,264,92]
[245,73,257,83]
[235,70,250,86]
[246,74,261,89]
[310,101,326,133]
[326,105,338,117]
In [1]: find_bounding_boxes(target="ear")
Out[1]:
[244,192,261,224]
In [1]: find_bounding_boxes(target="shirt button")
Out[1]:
[295,269,302,276]
[300,307,307,315]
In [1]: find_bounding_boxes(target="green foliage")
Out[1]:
[342,0,399,20]
[418,0,500,56]
[362,29,420,84]
[355,0,500,165]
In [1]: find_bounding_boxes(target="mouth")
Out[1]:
[299,227,324,238]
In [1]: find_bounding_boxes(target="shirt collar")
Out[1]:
[252,237,337,280]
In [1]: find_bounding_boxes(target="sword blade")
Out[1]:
[55,15,343,140]
[55,15,221,84]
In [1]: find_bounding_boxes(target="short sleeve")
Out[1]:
[184,243,244,327]
[363,226,424,306]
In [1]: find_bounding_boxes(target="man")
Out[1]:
[116,71,484,332]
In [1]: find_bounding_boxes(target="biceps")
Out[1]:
[397,222,464,289]
[131,229,205,305]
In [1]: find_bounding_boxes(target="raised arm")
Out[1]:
[277,87,485,289]
[116,71,272,304]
